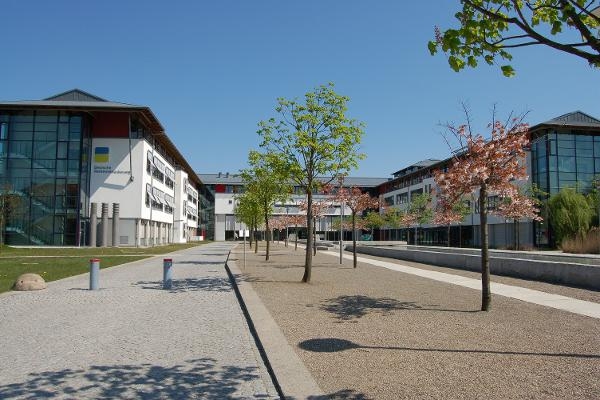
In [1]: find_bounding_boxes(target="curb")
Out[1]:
[226,253,324,400]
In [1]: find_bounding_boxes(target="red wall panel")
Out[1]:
[91,112,129,138]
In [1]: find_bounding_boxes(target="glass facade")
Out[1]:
[0,111,90,245]
[531,129,600,246]
[531,131,600,195]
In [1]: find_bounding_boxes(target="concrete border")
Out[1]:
[226,255,323,400]
[353,245,600,290]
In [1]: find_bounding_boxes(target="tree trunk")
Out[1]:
[302,192,313,283]
[352,212,358,268]
[480,184,491,311]
[254,227,258,253]
[295,223,298,251]
[514,218,519,251]
[313,217,318,256]
[447,225,451,247]
[264,211,270,261]
[414,226,418,245]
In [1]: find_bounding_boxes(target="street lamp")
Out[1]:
[338,175,345,264]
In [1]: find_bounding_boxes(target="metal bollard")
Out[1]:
[89,258,100,290]
[163,258,173,289]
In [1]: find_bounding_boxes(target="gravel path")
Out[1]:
[0,242,278,399]
[234,242,600,400]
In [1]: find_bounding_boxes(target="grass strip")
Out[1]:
[0,242,209,293]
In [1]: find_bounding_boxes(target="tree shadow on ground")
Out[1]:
[134,277,232,293]
[307,389,372,400]
[298,338,600,360]
[318,295,421,320]
[175,260,225,265]
[0,358,272,399]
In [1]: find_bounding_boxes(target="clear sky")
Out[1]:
[2,1,598,178]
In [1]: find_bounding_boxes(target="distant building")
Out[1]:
[197,173,388,241]
[375,111,600,248]
[0,89,205,246]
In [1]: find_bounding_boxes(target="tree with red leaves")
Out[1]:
[333,186,379,268]
[434,113,536,311]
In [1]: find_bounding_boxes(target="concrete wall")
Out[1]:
[352,245,600,290]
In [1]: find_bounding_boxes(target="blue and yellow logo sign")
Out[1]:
[94,147,109,163]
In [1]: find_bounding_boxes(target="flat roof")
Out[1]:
[197,173,388,187]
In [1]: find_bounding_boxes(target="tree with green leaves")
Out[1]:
[363,210,385,240]
[234,191,261,252]
[239,151,291,261]
[430,1,600,76]
[257,83,365,282]
[548,187,594,245]
[407,192,434,245]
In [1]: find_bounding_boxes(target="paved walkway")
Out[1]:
[0,242,278,399]
[321,248,600,319]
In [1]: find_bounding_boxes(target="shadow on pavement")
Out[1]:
[175,260,225,265]
[0,358,271,399]
[134,277,232,293]
[317,295,421,320]
[298,338,600,359]
[307,389,372,399]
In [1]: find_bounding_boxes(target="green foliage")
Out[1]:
[363,211,385,230]
[431,0,600,76]
[548,187,594,244]
[234,191,261,234]
[408,192,433,225]
[256,83,365,281]
[257,83,365,193]
[240,150,291,260]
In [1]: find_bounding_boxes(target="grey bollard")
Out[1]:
[90,258,100,290]
[163,258,173,289]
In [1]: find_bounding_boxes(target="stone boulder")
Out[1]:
[13,273,47,291]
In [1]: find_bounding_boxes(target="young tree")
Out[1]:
[299,198,331,256]
[382,206,403,241]
[240,151,291,261]
[363,210,385,240]
[430,0,600,76]
[434,114,533,311]
[548,187,594,244]
[234,191,261,249]
[497,190,542,250]
[288,214,306,251]
[407,192,434,245]
[433,196,471,247]
[257,83,365,282]
[333,186,379,268]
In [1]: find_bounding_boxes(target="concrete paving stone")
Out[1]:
[0,242,278,400]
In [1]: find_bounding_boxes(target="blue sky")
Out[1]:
[2,1,598,178]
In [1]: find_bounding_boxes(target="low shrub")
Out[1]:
[560,228,600,254]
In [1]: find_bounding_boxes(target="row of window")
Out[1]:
[146,151,175,188]
[145,184,175,214]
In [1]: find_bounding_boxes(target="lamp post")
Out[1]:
[339,175,345,264]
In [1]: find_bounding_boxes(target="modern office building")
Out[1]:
[197,173,388,241]
[0,89,205,246]
[376,111,600,248]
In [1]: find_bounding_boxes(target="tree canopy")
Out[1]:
[257,83,365,282]
[430,0,600,76]
[548,187,594,244]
